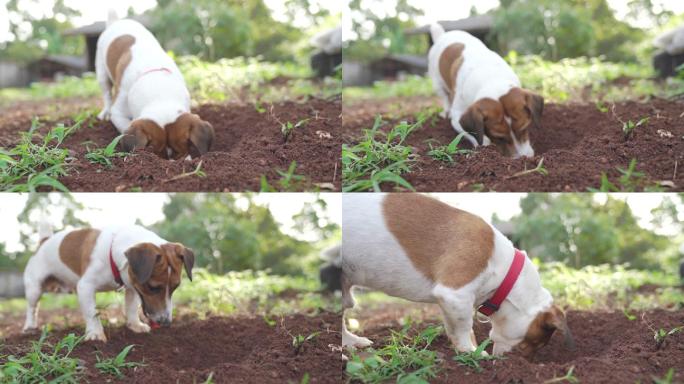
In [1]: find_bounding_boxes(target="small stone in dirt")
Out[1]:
[258,159,267,166]
[657,129,673,138]
[316,130,332,139]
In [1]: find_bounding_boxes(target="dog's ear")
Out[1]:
[459,106,485,145]
[125,244,160,284]
[524,91,544,128]
[544,305,575,350]
[188,117,214,157]
[179,246,195,281]
[122,119,167,158]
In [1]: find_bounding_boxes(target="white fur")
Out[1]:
[95,17,191,133]
[22,224,170,341]
[341,194,553,354]
[428,28,534,158]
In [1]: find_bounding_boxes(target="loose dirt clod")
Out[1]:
[0,97,341,192]
[0,312,342,383]
[343,98,684,191]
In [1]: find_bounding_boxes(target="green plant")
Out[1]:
[0,118,81,191]
[346,324,442,383]
[260,161,307,192]
[0,328,84,383]
[653,368,676,384]
[95,344,145,379]
[622,308,636,321]
[588,158,647,192]
[162,161,207,184]
[281,119,309,141]
[291,332,320,354]
[653,326,682,349]
[507,157,549,179]
[452,338,501,373]
[622,117,649,138]
[85,135,127,168]
[595,100,609,113]
[342,116,423,192]
[427,133,471,163]
[542,366,579,384]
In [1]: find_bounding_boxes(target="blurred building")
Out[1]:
[653,24,684,78]
[310,26,342,78]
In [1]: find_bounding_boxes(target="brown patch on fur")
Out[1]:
[58,229,101,276]
[499,87,544,144]
[517,305,574,358]
[121,119,167,158]
[41,275,72,293]
[382,194,494,288]
[125,242,193,317]
[165,113,215,159]
[439,43,465,104]
[106,34,136,101]
[460,98,508,148]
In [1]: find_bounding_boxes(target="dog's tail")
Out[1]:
[107,9,119,26]
[430,22,446,42]
[319,244,342,292]
[37,219,53,246]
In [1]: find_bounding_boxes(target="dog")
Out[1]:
[95,11,214,159]
[22,222,195,342]
[428,24,544,158]
[340,193,574,357]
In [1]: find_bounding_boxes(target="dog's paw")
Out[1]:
[84,330,107,342]
[97,109,111,120]
[342,333,373,349]
[127,322,151,333]
[439,110,448,118]
[21,325,38,334]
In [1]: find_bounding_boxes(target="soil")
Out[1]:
[0,312,343,383]
[0,97,341,192]
[351,308,684,384]
[342,98,684,192]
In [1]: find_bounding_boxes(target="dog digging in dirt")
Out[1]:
[96,10,214,160]
[341,193,575,358]
[428,23,544,158]
[22,222,194,342]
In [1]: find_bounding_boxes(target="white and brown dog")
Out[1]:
[96,11,214,159]
[428,24,544,158]
[341,194,574,357]
[22,223,194,342]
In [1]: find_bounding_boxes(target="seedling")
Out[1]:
[0,328,84,383]
[507,157,548,179]
[291,332,320,353]
[281,118,309,141]
[85,135,127,168]
[427,133,471,164]
[543,366,579,384]
[254,100,267,113]
[452,338,501,373]
[342,115,422,192]
[622,308,636,321]
[653,326,682,349]
[162,161,207,184]
[588,158,647,192]
[622,117,649,138]
[260,161,307,191]
[95,344,145,378]
[595,100,609,113]
[653,368,676,384]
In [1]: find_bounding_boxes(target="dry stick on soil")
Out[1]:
[506,158,548,179]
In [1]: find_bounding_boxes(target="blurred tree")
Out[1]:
[650,193,684,233]
[153,194,335,275]
[507,194,670,269]
[345,0,426,62]
[0,0,83,63]
[625,0,674,28]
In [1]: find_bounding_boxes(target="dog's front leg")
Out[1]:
[77,279,106,342]
[433,285,477,352]
[125,288,150,333]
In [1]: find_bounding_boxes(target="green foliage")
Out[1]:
[653,368,676,384]
[84,135,127,168]
[290,332,320,353]
[94,345,145,379]
[281,119,309,141]
[342,116,423,192]
[260,161,307,192]
[342,75,434,102]
[0,328,84,383]
[542,366,579,384]
[588,159,650,192]
[653,326,682,349]
[510,194,672,269]
[452,339,501,373]
[346,324,442,383]
[427,133,471,164]
[0,118,80,192]
[622,117,649,138]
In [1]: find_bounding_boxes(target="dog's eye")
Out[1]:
[148,284,163,293]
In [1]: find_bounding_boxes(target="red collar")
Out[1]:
[109,236,123,286]
[477,249,526,317]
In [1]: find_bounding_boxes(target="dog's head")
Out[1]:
[165,113,215,160]
[121,119,168,159]
[459,88,543,158]
[490,303,574,358]
[124,242,195,327]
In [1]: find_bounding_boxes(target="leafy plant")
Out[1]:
[507,157,549,178]
[260,161,307,191]
[0,118,80,191]
[653,326,682,349]
[595,100,609,113]
[427,133,471,163]
[653,368,676,384]
[452,338,501,373]
[95,344,145,379]
[588,158,647,192]
[163,161,207,184]
[281,119,309,141]
[342,115,422,192]
[85,135,127,168]
[622,117,649,138]
[291,332,320,354]
[622,309,636,321]
[543,366,579,384]
[0,328,84,383]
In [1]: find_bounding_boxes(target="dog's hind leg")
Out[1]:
[341,273,373,348]
[22,261,45,332]
[96,58,113,120]
[433,284,477,352]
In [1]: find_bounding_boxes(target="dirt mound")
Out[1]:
[0,312,342,383]
[0,97,341,191]
[355,309,684,383]
[343,98,684,191]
